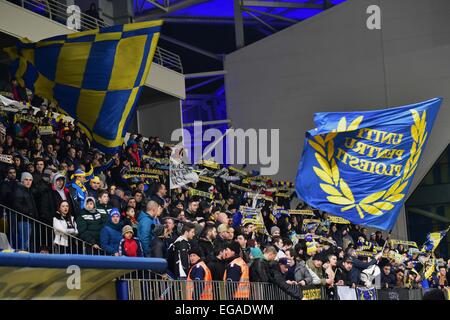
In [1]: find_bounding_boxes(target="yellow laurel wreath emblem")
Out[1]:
[310,110,427,219]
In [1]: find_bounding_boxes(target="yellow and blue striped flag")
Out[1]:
[421,228,449,252]
[4,20,162,153]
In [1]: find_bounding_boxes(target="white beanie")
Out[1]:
[21,172,33,183]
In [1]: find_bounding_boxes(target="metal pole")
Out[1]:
[233,0,245,49]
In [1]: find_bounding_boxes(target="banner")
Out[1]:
[377,288,409,300]
[300,285,323,300]
[188,188,213,200]
[242,176,270,184]
[198,176,216,185]
[14,114,38,124]
[198,159,220,170]
[0,155,13,164]
[229,183,252,193]
[389,239,418,248]
[328,216,351,224]
[122,174,160,181]
[228,166,249,176]
[296,98,441,230]
[337,286,357,300]
[38,126,53,135]
[129,167,165,176]
[170,144,199,189]
[288,209,315,216]
[356,287,378,300]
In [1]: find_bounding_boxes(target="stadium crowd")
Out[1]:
[0,84,449,300]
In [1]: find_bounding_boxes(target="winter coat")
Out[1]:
[380,272,397,288]
[198,237,215,262]
[306,258,327,286]
[137,212,160,257]
[294,260,313,285]
[12,184,38,218]
[249,257,271,282]
[119,237,144,257]
[69,181,87,214]
[51,173,77,218]
[268,263,301,299]
[335,263,358,286]
[150,236,167,258]
[167,235,191,279]
[32,177,55,225]
[207,256,227,281]
[76,208,106,245]
[0,179,18,208]
[100,217,124,255]
[53,213,78,247]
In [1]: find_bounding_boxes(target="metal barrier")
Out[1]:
[0,204,105,255]
[122,279,296,300]
[7,0,183,73]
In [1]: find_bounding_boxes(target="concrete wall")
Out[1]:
[225,0,450,238]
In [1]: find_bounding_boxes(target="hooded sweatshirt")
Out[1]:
[75,197,106,244]
[100,212,124,255]
[52,173,67,201]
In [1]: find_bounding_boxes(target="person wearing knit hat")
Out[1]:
[119,225,144,257]
[87,176,101,199]
[75,197,105,252]
[69,168,88,212]
[100,207,124,256]
[11,171,37,251]
[271,226,281,237]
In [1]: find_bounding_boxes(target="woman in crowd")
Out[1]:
[53,200,78,254]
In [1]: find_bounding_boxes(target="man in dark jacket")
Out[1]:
[198,224,217,262]
[380,263,396,288]
[76,197,106,252]
[33,168,55,226]
[335,255,358,287]
[250,245,277,282]
[100,208,124,255]
[0,166,18,207]
[150,224,167,258]
[207,245,227,281]
[11,172,38,251]
[348,248,382,285]
[269,258,301,299]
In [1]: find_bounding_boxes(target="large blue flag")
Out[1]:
[5,21,162,153]
[296,98,442,230]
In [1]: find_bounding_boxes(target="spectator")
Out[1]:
[185,198,199,221]
[306,254,332,287]
[207,245,227,281]
[0,166,18,207]
[223,242,250,299]
[51,172,76,218]
[119,225,144,257]
[76,197,105,252]
[53,200,78,253]
[380,263,396,288]
[100,208,124,256]
[137,200,162,257]
[167,222,196,279]
[214,224,230,248]
[96,189,112,218]
[87,176,101,198]
[150,224,168,258]
[270,258,301,299]
[68,169,88,215]
[294,253,313,286]
[335,255,357,287]
[198,224,217,262]
[11,172,38,251]
[186,247,213,300]
[250,245,277,282]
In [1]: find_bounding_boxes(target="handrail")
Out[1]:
[8,0,183,73]
[0,202,105,255]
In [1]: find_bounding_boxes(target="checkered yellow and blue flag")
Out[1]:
[421,227,449,253]
[4,20,162,153]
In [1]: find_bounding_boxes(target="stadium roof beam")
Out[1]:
[243,9,277,32]
[186,75,224,92]
[408,207,450,224]
[242,0,324,9]
[243,7,299,24]
[234,0,245,49]
[140,0,209,19]
[185,70,227,79]
[160,34,224,62]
